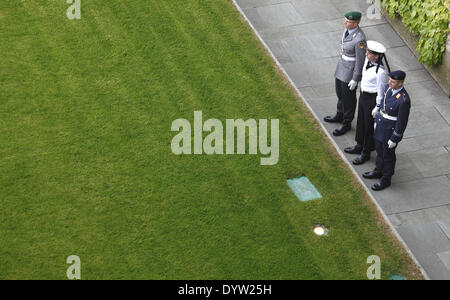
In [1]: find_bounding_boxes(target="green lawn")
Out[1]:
[0,0,421,279]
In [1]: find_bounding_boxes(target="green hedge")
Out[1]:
[381,0,450,65]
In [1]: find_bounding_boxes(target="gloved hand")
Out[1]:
[348,80,358,91]
[372,106,380,118]
[388,140,397,149]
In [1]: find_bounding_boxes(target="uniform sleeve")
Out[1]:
[377,84,389,108]
[390,95,411,143]
[376,70,388,105]
[352,38,366,82]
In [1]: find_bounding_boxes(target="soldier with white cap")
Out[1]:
[344,40,388,165]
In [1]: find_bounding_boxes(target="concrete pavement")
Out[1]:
[233,0,450,279]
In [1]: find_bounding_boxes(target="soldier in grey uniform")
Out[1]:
[324,11,367,136]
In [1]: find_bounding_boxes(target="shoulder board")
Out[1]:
[401,93,410,102]
[358,29,367,40]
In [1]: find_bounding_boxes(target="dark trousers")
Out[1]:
[375,139,396,177]
[355,92,377,154]
[335,78,357,123]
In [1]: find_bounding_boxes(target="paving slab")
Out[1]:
[390,153,424,184]
[261,18,345,41]
[359,14,389,27]
[261,14,387,42]
[236,0,290,10]
[233,0,450,279]
[289,0,343,22]
[393,221,450,255]
[402,69,434,84]
[375,176,450,215]
[311,82,336,98]
[389,205,450,227]
[402,106,449,139]
[438,219,450,240]
[332,0,375,15]
[303,81,364,100]
[298,86,319,100]
[275,31,343,61]
[265,40,295,64]
[406,147,450,178]
[283,59,336,87]
[413,253,450,279]
[405,80,449,108]
[385,46,424,72]
[389,207,450,279]
[243,3,306,31]
[398,127,450,154]
[306,96,341,125]
[437,251,450,275]
[435,103,450,125]
[362,23,405,48]
[265,34,341,68]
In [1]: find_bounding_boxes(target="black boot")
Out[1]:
[344,144,362,154]
[324,113,343,123]
[372,176,391,191]
[363,168,382,179]
[333,121,351,136]
[352,152,371,165]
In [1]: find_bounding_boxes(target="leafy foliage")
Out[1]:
[381,0,450,65]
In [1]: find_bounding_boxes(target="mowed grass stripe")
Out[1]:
[116,0,326,278]
[0,0,420,279]
[108,0,323,279]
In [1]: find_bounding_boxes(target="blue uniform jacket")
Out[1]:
[374,85,411,143]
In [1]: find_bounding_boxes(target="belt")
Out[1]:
[361,90,377,94]
[380,111,398,121]
[342,55,356,61]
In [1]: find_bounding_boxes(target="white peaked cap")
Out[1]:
[367,40,386,54]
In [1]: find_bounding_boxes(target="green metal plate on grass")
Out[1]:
[389,275,405,280]
[287,176,322,202]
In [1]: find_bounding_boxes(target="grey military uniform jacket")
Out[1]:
[334,26,367,83]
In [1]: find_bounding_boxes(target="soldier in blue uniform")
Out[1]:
[363,71,411,191]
